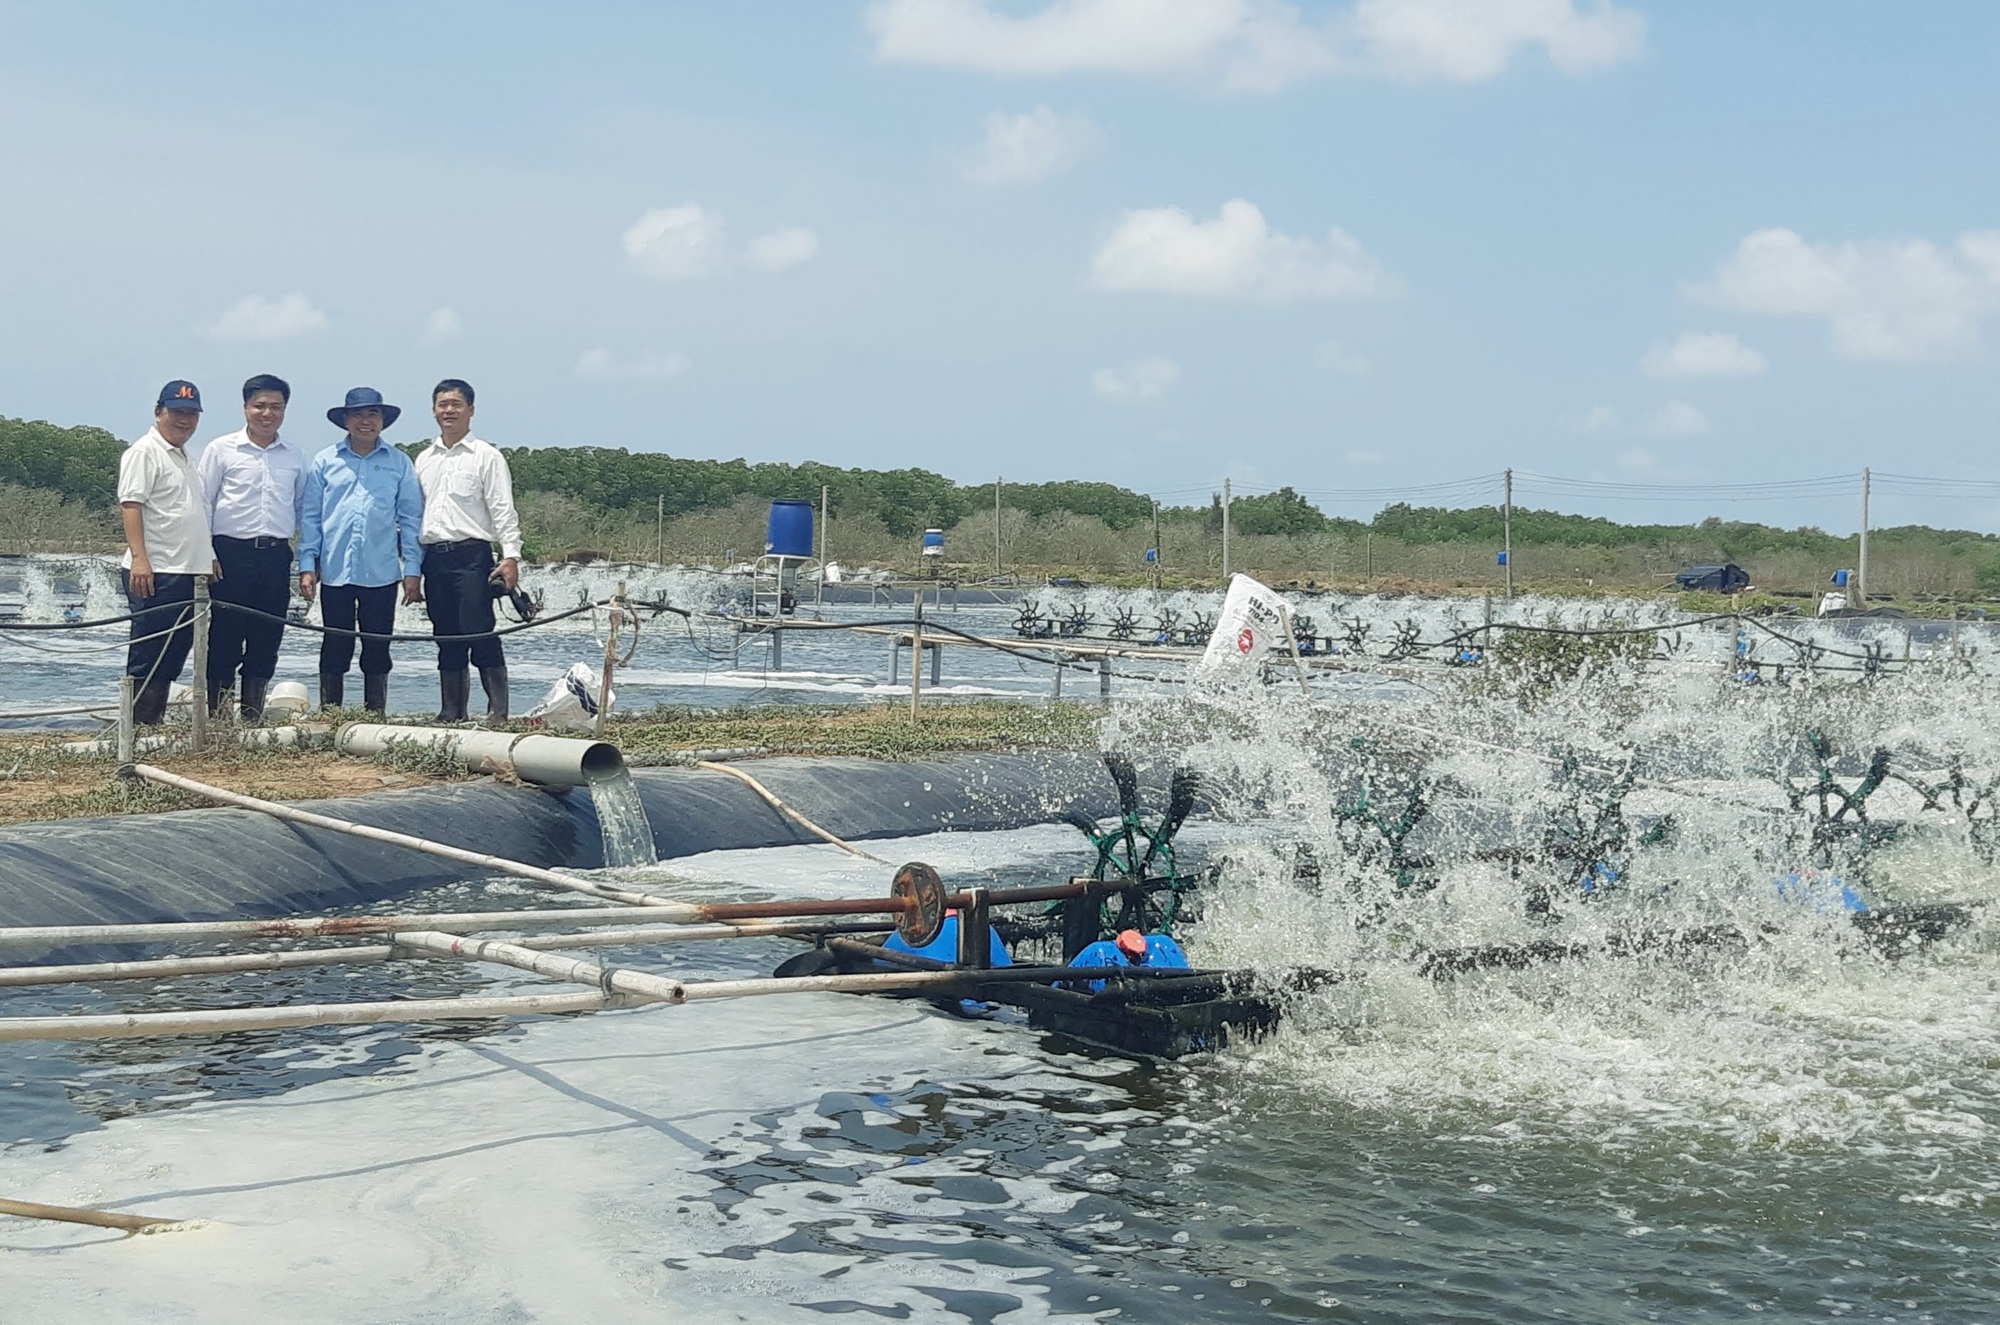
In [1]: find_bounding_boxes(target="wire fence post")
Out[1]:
[191,576,210,747]
[595,580,624,738]
[116,675,134,765]
[909,591,924,721]
[1221,477,1232,582]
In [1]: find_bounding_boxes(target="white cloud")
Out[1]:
[623,205,729,279]
[1641,331,1767,378]
[1091,356,1181,403]
[1314,341,1372,375]
[1092,199,1391,300]
[1350,0,1646,82]
[1580,404,1618,432]
[1643,401,1710,436]
[1691,227,2000,361]
[623,206,818,279]
[205,292,327,342]
[962,105,1100,184]
[747,227,821,272]
[575,349,692,381]
[1345,448,1385,463]
[866,0,1643,92]
[421,308,463,345]
[1618,446,1657,470]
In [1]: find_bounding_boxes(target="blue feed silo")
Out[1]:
[766,500,815,558]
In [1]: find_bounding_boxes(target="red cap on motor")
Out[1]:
[1114,930,1148,961]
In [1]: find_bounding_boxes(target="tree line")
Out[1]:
[6,415,1997,571]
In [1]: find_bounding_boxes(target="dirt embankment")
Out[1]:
[0,700,1098,828]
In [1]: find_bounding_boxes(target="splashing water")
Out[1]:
[586,764,658,868]
[1106,624,2000,1164]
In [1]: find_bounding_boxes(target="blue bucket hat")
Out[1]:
[327,386,401,430]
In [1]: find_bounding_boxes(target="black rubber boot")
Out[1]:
[240,677,270,724]
[363,672,388,716]
[133,677,174,726]
[478,666,509,724]
[436,669,470,722]
[319,671,345,711]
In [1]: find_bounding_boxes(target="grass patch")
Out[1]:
[0,698,1101,827]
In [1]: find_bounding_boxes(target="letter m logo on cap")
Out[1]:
[175,384,195,399]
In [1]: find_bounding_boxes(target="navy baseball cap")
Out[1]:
[156,380,202,411]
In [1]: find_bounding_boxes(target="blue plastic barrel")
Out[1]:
[921,528,945,553]
[766,500,815,558]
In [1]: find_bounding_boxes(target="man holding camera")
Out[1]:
[413,378,525,722]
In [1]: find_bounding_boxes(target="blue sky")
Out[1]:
[3,1,1998,532]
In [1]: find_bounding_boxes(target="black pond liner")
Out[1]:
[0,751,1134,935]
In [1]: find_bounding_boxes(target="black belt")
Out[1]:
[215,534,291,550]
[423,538,492,552]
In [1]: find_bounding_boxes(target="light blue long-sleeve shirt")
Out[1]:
[297,440,425,587]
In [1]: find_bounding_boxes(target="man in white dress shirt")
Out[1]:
[120,380,218,725]
[197,374,307,721]
[413,379,524,722]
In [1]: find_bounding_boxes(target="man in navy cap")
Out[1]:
[296,387,424,714]
[119,381,218,725]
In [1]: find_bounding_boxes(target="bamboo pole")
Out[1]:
[128,764,680,910]
[0,904,686,952]
[0,922,880,989]
[0,989,622,1042]
[397,930,1140,1005]
[694,760,886,862]
[0,1196,181,1234]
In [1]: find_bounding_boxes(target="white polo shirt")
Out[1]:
[414,433,523,559]
[118,426,214,574]
[197,428,307,541]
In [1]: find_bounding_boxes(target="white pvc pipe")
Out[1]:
[334,723,623,790]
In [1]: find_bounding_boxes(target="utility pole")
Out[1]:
[994,476,1002,577]
[1857,467,1871,607]
[1502,468,1514,599]
[1151,499,1161,592]
[1221,477,1232,581]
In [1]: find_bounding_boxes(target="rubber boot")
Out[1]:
[133,676,173,726]
[319,671,345,711]
[240,676,270,724]
[363,672,389,716]
[478,665,509,724]
[436,669,470,722]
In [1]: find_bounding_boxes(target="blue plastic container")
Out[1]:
[920,529,945,554]
[1067,933,1190,992]
[765,500,815,558]
[884,915,1012,967]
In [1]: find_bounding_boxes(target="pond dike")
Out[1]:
[0,752,1124,932]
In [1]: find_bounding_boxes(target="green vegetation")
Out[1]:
[11,412,2000,595]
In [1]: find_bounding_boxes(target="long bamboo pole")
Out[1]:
[0,1196,180,1234]
[0,904,686,952]
[694,760,885,862]
[0,921,880,989]
[129,764,679,909]
[397,931,1143,1005]
[0,989,622,1042]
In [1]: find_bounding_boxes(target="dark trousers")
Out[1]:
[422,541,504,671]
[319,583,398,677]
[208,536,293,685]
[122,570,197,685]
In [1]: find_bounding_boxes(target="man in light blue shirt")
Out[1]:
[296,387,424,714]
